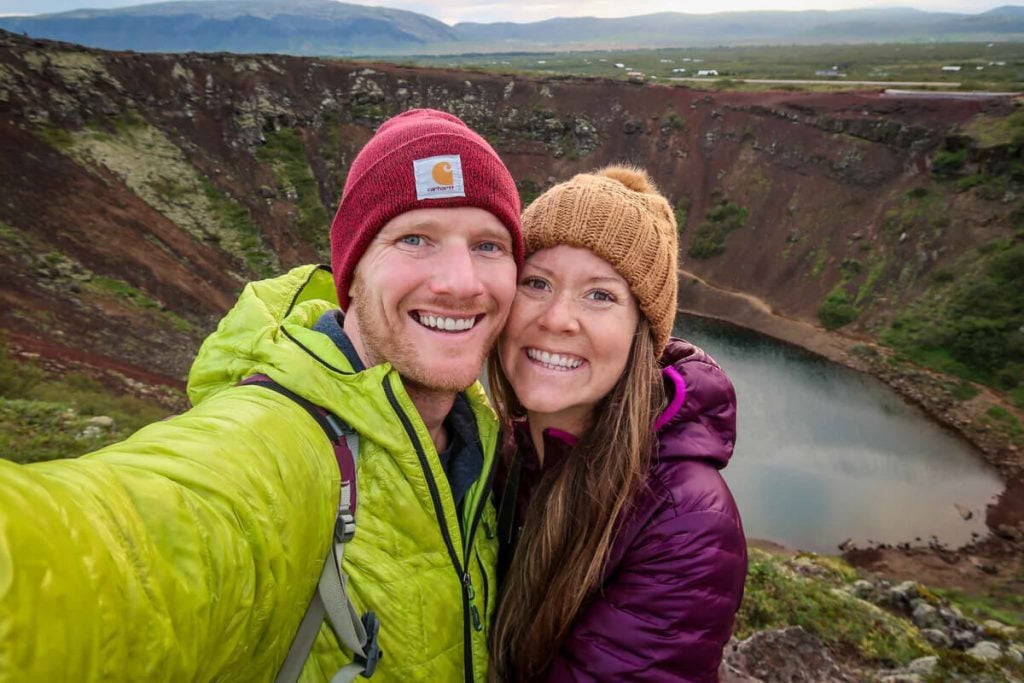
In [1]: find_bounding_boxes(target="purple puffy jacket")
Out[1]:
[499,338,747,682]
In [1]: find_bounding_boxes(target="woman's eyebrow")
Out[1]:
[587,275,628,286]
[525,264,628,287]
[524,262,556,276]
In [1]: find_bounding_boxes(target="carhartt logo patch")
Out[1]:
[414,155,465,200]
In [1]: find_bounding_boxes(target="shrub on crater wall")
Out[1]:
[674,197,690,234]
[819,287,860,330]
[689,200,748,259]
[931,148,967,177]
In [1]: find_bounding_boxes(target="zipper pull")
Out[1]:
[464,572,483,631]
[471,604,483,632]
[483,519,495,540]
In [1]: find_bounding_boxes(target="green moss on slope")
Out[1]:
[882,239,1024,395]
[40,114,278,278]
[257,127,331,258]
[736,550,933,667]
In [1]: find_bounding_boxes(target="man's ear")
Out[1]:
[346,271,361,309]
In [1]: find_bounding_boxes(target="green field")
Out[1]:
[392,42,1024,91]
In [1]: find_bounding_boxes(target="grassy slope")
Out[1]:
[864,117,1024,445]
[0,345,173,464]
[38,112,278,279]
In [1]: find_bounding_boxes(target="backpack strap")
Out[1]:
[238,375,383,682]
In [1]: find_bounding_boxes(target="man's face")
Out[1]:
[347,207,518,393]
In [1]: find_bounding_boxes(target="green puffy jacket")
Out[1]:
[0,265,500,682]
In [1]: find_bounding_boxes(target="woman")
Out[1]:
[489,166,747,682]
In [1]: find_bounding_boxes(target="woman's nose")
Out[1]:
[536,294,580,334]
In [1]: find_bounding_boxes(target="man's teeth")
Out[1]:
[415,313,477,332]
[526,348,583,370]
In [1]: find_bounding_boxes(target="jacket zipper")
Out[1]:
[463,455,497,636]
[474,545,489,628]
[384,378,494,683]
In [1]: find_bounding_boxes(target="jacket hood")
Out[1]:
[654,338,737,469]
[185,264,497,454]
[187,264,354,407]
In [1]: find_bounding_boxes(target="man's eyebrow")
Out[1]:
[380,219,440,234]
[476,224,512,243]
[379,222,510,242]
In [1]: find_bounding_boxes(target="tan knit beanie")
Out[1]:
[521,165,679,352]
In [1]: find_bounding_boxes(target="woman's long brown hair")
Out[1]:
[487,316,666,681]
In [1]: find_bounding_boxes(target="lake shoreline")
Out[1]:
[677,271,1023,484]
[677,270,1024,580]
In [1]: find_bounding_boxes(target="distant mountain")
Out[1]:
[2,1,1024,55]
[0,0,458,54]
[954,4,1024,33]
[451,8,994,48]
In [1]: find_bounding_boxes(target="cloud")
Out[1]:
[0,0,145,14]
[0,0,1003,23]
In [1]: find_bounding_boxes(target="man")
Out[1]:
[0,109,522,682]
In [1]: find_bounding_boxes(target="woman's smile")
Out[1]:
[524,347,587,371]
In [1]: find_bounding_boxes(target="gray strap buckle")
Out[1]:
[334,509,356,544]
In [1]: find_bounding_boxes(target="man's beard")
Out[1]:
[350,280,500,393]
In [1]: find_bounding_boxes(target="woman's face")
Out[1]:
[499,245,640,432]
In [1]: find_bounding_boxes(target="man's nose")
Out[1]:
[429,244,485,299]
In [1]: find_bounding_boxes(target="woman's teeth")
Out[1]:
[415,313,477,332]
[526,348,583,370]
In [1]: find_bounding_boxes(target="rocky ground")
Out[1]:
[723,548,1024,682]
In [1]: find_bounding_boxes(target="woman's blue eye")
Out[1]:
[400,235,423,246]
[587,290,615,302]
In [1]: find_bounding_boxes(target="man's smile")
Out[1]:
[411,311,484,333]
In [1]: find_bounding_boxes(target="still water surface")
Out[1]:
[676,315,1005,554]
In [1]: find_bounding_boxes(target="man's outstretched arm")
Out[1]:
[0,386,339,683]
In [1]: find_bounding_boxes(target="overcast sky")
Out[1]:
[0,0,1012,24]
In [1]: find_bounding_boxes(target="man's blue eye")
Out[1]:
[478,242,501,253]
[400,235,423,246]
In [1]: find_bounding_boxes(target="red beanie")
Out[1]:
[329,109,523,311]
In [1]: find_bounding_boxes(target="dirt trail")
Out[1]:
[676,268,854,363]
[681,268,775,315]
